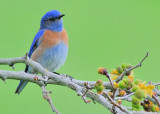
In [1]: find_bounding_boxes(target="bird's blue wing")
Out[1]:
[15,30,45,95]
[28,30,45,58]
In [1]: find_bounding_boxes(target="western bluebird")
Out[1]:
[15,10,68,94]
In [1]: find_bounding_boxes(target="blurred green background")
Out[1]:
[0,0,160,114]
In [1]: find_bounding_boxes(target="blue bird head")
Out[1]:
[40,10,65,32]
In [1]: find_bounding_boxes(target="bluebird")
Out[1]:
[15,10,68,94]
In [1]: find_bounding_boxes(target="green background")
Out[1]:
[0,0,160,114]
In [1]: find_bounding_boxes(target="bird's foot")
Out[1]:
[53,72,74,80]
[53,72,60,75]
[64,74,74,81]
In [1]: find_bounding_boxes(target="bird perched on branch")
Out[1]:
[15,10,68,94]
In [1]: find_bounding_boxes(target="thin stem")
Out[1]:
[116,52,149,83]
[41,86,60,114]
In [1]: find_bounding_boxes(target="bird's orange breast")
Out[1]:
[41,29,68,48]
[31,29,68,61]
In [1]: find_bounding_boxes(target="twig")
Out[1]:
[72,79,111,89]
[153,82,160,86]
[106,74,114,89]
[154,89,160,96]
[82,96,91,103]
[113,89,119,100]
[116,52,149,83]
[81,82,92,103]
[82,82,91,97]
[0,70,45,86]
[41,86,60,114]
[115,92,134,102]
[9,64,15,69]
[103,92,131,114]
[152,95,160,107]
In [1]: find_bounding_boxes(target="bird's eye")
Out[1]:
[48,18,55,21]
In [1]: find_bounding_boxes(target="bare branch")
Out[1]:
[116,52,149,83]
[115,92,134,102]
[81,82,92,103]
[152,95,160,107]
[154,89,160,96]
[153,82,160,86]
[103,92,131,114]
[72,79,111,89]
[41,86,60,114]
[106,74,115,89]
[0,70,44,86]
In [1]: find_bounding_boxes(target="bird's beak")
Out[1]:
[57,14,65,19]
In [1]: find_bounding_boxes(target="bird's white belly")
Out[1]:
[36,42,68,72]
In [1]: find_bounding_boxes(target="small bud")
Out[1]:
[131,82,135,87]
[117,99,122,105]
[123,78,132,85]
[148,101,153,107]
[97,67,108,76]
[84,82,88,87]
[111,69,119,75]
[96,86,104,94]
[122,64,132,69]
[113,82,119,89]
[116,66,123,74]
[155,106,160,112]
[95,80,103,86]
[121,64,128,69]
[94,83,99,88]
[132,97,141,111]
[126,65,132,69]
[87,100,91,103]
[141,99,154,111]
[132,104,141,111]
[126,85,132,89]
[131,85,140,92]
[152,91,157,96]
[125,71,131,76]
[128,75,134,82]
[151,105,156,112]
[134,79,142,85]
[96,86,104,91]
[118,81,126,90]
[132,96,141,105]
[135,89,145,100]
[94,80,104,94]
[97,67,103,74]
[151,105,159,112]
[108,92,113,98]
[143,105,150,112]
[144,99,149,104]
[111,75,118,80]
[119,90,126,96]
[34,76,38,81]
[122,64,132,76]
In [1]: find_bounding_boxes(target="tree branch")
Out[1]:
[0,55,127,114]
[115,92,134,102]
[0,53,158,114]
[41,86,60,114]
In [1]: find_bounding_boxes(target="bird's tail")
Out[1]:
[15,81,28,95]
[15,65,29,95]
